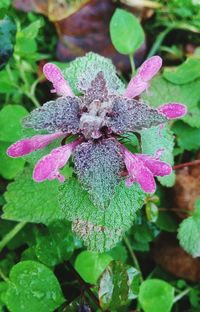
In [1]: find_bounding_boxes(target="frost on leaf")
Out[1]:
[72,219,124,252]
[109,97,167,134]
[74,139,124,208]
[83,71,109,106]
[59,178,145,251]
[23,96,81,134]
[63,52,125,95]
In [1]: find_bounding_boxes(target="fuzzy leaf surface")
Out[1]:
[74,139,123,208]
[59,178,145,251]
[63,52,125,94]
[3,167,61,225]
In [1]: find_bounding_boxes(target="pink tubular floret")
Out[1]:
[43,63,74,97]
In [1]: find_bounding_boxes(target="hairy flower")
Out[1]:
[121,146,172,193]
[7,55,187,195]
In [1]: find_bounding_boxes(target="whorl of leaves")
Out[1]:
[23,96,81,134]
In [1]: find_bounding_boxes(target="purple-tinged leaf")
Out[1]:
[82,71,109,105]
[23,96,81,134]
[109,97,167,134]
[74,138,123,208]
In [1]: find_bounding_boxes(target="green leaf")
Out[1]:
[0,105,28,142]
[163,58,200,84]
[22,20,43,40]
[75,251,112,285]
[156,212,178,232]
[3,167,62,225]
[63,52,125,94]
[110,9,145,55]
[139,279,174,312]
[127,266,140,300]
[172,121,200,151]
[0,0,10,9]
[5,261,64,312]
[59,178,145,251]
[98,261,129,310]
[14,20,43,58]
[178,199,200,257]
[0,142,25,179]
[0,16,16,70]
[142,75,200,128]
[35,221,76,267]
[141,125,175,187]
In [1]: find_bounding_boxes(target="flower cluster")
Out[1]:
[7,55,186,196]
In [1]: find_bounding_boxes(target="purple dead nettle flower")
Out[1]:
[7,55,187,196]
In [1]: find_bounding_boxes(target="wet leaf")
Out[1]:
[59,178,145,251]
[3,167,62,225]
[172,121,200,151]
[163,58,200,84]
[98,261,129,310]
[0,105,28,142]
[139,279,174,312]
[35,221,76,267]
[5,260,65,312]
[0,142,25,179]
[110,8,145,55]
[75,251,112,284]
[178,197,200,258]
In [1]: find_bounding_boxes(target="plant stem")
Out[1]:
[65,261,101,310]
[0,270,9,283]
[25,92,40,108]
[147,26,173,58]
[129,54,135,76]
[173,159,200,170]
[0,222,27,252]
[123,235,143,282]
[173,288,191,303]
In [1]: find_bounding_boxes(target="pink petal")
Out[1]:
[33,139,81,183]
[7,132,65,158]
[158,103,187,119]
[135,165,156,193]
[138,56,162,81]
[124,75,149,98]
[139,156,172,176]
[43,63,74,97]
[124,56,162,98]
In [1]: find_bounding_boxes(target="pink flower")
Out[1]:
[124,56,187,120]
[122,146,172,193]
[158,103,187,119]
[33,139,81,183]
[125,56,162,98]
[43,63,74,97]
[7,132,66,157]
[7,131,82,183]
